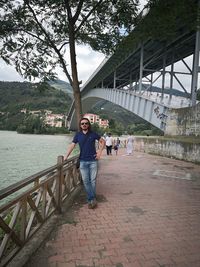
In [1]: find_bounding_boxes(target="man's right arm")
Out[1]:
[64,142,76,161]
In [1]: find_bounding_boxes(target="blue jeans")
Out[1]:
[80,160,98,202]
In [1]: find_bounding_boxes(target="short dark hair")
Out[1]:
[79,117,91,131]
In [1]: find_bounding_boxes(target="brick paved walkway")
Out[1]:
[26,149,200,267]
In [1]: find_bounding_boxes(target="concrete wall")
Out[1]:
[165,103,200,136]
[134,137,200,164]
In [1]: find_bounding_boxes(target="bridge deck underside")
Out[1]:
[84,30,195,92]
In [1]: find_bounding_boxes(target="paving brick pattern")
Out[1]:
[26,150,200,267]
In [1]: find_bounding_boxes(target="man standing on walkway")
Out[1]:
[64,118,105,209]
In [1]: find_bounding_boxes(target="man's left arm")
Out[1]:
[96,137,105,159]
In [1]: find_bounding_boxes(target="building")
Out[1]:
[45,114,64,128]
[20,109,65,128]
[83,113,109,128]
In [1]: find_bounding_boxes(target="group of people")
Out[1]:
[104,133,121,156]
[105,133,134,156]
[64,117,134,210]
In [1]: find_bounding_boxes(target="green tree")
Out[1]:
[17,115,45,134]
[0,0,140,128]
[139,0,197,41]
[108,118,116,129]
[112,122,124,136]
[91,122,104,136]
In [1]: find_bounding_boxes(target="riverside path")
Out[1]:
[26,148,200,267]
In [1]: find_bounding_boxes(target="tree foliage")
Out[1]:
[140,0,197,41]
[0,0,140,127]
[116,0,197,56]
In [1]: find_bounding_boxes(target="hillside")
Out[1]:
[91,100,144,127]
[48,80,73,98]
[0,81,72,131]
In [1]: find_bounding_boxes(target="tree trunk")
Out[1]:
[68,24,82,129]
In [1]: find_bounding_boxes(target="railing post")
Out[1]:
[20,198,27,242]
[56,156,64,214]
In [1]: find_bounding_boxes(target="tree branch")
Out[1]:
[19,29,45,43]
[24,0,55,46]
[75,0,104,34]
[72,0,84,23]
[63,0,73,22]
[24,0,72,84]
[58,41,69,52]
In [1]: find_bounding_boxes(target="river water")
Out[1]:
[0,131,75,191]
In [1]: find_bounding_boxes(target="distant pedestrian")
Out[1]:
[126,135,134,155]
[114,137,120,155]
[105,133,113,155]
[64,118,105,209]
[116,137,120,147]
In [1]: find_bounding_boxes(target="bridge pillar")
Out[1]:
[190,0,200,106]
[114,71,116,88]
[191,21,200,105]
[165,103,200,136]
[168,54,174,105]
[139,44,144,94]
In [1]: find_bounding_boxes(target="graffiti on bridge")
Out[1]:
[154,106,168,120]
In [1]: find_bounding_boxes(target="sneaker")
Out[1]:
[91,199,97,209]
[88,202,93,209]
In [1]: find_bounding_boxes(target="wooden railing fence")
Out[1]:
[0,155,81,267]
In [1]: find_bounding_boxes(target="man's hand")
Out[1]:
[64,143,76,161]
[95,150,102,160]
[95,137,105,160]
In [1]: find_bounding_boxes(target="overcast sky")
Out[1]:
[0,0,197,93]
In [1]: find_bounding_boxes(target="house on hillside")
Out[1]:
[45,114,64,128]
[83,113,109,128]
[20,109,65,127]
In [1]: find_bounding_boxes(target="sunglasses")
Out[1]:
[81,122,89,125]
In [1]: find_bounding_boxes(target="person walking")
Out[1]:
[114,137,120,155]
[126,134,134,155]
[64,118,105,209]
[105,133,113,155]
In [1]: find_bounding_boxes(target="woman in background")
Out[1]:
[113,137,120,155]
[126,135,134,155]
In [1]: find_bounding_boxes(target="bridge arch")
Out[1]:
[68,88,169,131]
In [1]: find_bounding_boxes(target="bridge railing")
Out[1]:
[0,155,81,266]
[114,86,192,109]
